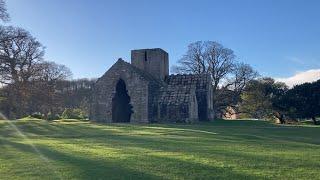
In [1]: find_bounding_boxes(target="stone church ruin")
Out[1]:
[90,48,214,123]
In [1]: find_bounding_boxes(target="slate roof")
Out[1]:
[165,74,210,89]
[158,85,196,105]
[157,73,211,105]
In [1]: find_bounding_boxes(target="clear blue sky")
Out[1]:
[6,0,320,79]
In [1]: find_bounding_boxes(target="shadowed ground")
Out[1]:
[0,119,319,179]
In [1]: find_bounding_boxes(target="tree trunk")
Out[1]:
[312,117,317,125]
[274,112,285,124]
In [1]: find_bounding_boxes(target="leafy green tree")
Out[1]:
[239,78,288,122]
[280,80,320,124]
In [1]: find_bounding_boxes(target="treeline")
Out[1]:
[0,78,95,119]
[240,78,320,124]
[175,41,320,125]
[0,1,95,119]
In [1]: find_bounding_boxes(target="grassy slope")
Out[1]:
[0,119,319,180]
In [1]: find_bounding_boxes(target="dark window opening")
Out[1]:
[112,79,133,122]
[197,93,208,121]
[144,51,148,61]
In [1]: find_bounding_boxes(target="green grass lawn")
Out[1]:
[0,119,319,180]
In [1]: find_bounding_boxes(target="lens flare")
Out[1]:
[0,112,61,179]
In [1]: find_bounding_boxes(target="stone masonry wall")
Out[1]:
[131,48,169,81]
[91,59,151,123]
[165,74,212,121]
[155,85,198,123]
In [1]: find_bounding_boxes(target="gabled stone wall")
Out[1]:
[91,59,154,123]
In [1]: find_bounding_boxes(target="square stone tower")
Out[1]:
[131,48,169,80]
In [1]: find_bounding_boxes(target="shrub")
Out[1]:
[61,108,87,119]
[47,112,60,121]
[30,112,44,119]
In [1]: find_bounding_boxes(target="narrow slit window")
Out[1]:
[144,51,148,61]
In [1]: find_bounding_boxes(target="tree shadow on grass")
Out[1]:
[0,120,320,144]
[2,120,320,179]
[0,138,161,179]
[0,138,266,180]
[3,120,319,150]
[70,132,319,176]
[7,119,319,152]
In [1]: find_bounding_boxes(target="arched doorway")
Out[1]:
[112,79,133,122]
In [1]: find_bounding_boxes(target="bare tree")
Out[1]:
[0,26,44,118]
[173,41,207,74]
[29,61,72,116]
[35,61,72,82]
[227,63,259,102]
[205,41,235,90]
[173,41,258,118]
[0,0,9,22]
[173,41,235,89]
[0,26,45,85]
